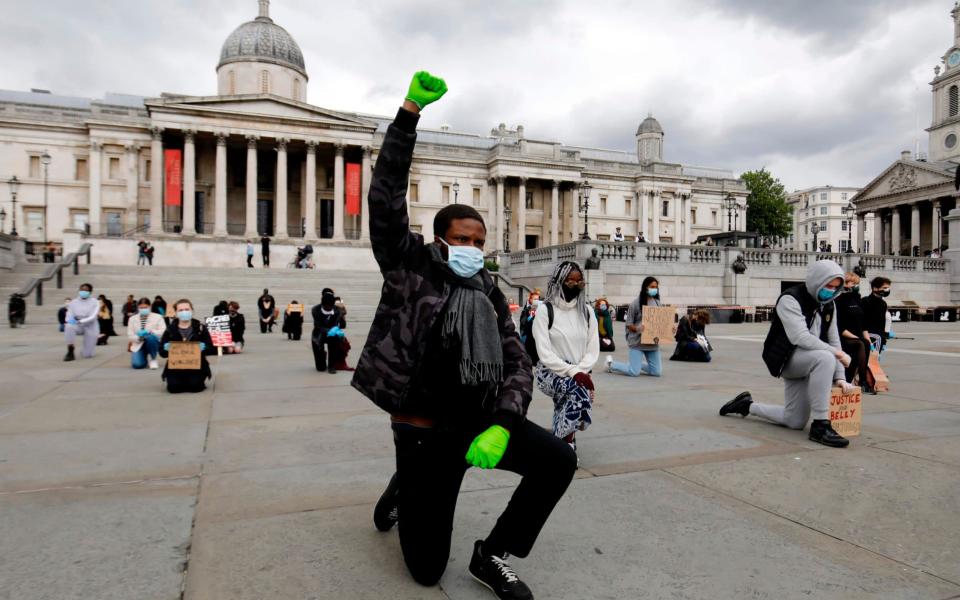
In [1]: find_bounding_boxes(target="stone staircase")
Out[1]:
[6,264,385,325]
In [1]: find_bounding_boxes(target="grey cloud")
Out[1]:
[367,0,560,43]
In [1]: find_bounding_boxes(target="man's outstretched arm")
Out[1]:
[368,71,448,272]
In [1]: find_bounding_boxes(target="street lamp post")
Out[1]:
[811,222,820,253]
[7,175,20,237]
[843,202,855,252]
[41,150,51,245]
[936,204,942,251]
[452,180,459,204]
[0,207,6,234]
[579,180,592,240]
[723,195,735,233]
[503,202,512,252]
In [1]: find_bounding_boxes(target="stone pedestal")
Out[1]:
[943,208,960,303]
[585,268,605,301]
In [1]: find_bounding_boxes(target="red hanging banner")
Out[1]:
[345,162,361,216]
[164,149,182,206]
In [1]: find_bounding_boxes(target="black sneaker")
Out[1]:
[809,419,849,448]
[468,540,534,600]
[719,391,752,417]
[63,349,75,362]
[373,473,399,532]
[327,365,336,374]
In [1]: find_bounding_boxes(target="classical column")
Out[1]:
[550,180,560,246]
[182,130,196,235]
[891,206,901,255]
[88,140,102,235]
[244,135,259,238]
[910,203,920,255]
[640,190,649,240]
[274,138,289,239]
[333,143,345,241]
[214,133,228,237]
[651,190,661,243]
[149,127,164,234]
[932,200,942,250]
[495,177,505,251]
[125,144,139,231]
[360,146,372,240]
[516,177,527,250]
[303,141,318,240]
[856,213,866,253]
[683,194,692,245]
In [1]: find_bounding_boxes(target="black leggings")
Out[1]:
[841,336,874,388]
[392,418,577,586]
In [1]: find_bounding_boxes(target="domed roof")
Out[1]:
[637,114,663,135]
[218,3,306,78]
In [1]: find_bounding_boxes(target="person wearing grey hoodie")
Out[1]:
[719,259,857,447]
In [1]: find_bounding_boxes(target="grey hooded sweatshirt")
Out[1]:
[774,259,845,382]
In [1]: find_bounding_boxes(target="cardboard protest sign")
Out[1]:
[167,341,201,370]
[205,315,233,348]
[640,305,678,345]
[867,351,889,392]
[287,303,304,313]
[830,386,862,437]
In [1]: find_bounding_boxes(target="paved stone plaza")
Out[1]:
[1,318,959,599]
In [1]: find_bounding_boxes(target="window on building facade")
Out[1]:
[842,220,848,231]
[75,158,88,181]
[472,187,481,206]
[864,240,870,253]
[841,192,847,201]
[691,208,697,224]
[25,210,43,240]
[29,155,40,178]
[662,200,669,217]
[409,182,419,202]
[820,220,827,230]
[712,210,717,225]
[109,156,120,179]
[442,185,450,204]
[260,70,270,94]
[820,206,827,215]
[140,211,151,229]
[951,85,959,117]
[804,224,808,234]
[525,191,534,209]
[820,192,827,201]
[144,159,151,182]
[70,210,89,231]
[624,197,632,215]
[840,240,849,252]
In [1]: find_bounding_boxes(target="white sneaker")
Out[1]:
[605,355,613,373]
[148,358,159,370]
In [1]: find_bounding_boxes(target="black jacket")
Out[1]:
[229,313,246,344]
[159,319,215,388]
[860,294,888,339]
[835,292,866,338]
[762,284,833,377]
[350,108,532,429]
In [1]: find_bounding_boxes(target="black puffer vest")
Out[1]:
[762,284,834,377]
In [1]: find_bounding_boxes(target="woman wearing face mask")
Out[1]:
[225,301,245,354]
[96,294,116,346]
[594,297,616,352]
[671,309,713,362]
[835,273,876,394]
[606,276,664,377]
[63,283,100,361]
[518,288,541,346]
[127,297,166,370]
[533,261,600,453]
[860,277,891,351]
[159,299,215,393]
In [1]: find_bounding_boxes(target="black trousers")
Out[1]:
[392,417,577,586]
[311,333,344,370]
[246,254,253,268]
[841,336,874,388]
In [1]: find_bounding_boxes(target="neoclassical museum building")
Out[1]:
[0,0,747,258]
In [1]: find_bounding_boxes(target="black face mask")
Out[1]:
[876,289,890,297]
[562,287,580,302]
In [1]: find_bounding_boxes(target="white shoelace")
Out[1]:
[388,506,398,521]
[490,555,519,584]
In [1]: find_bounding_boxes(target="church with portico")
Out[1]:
[0,0,749,263]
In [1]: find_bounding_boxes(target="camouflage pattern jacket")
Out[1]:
[350,108,532,426]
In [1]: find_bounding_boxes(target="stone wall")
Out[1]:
[502,240,954,307]
[0,234,25,271]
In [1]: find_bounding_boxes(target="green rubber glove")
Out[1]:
[405,70,448,110]
[465,425,510,469]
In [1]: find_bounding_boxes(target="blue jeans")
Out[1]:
[131,334,160,369]
[610,347,662,377]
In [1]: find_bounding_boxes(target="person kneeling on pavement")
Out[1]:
[719,259,857,448]
[353,71,576,600]
[670,309,712,362]
[159,299,215,393]
[128,297,166,370]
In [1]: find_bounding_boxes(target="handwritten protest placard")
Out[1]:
[287,303,304,313]
[867,351,889,392]
[640,305,677,345]
[830,386,862,437]
[168,341,201,370]
[205,315,233,348]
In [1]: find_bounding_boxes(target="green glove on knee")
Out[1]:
[405,70,448,109]
[465,425,510,469]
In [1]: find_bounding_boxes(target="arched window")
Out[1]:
[293,78,301,101]
[950,85,959,117]
[228,71,236,95]
[260,70,270,94]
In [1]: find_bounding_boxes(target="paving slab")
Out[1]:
[873,434,960,467]
[863,408,960,437]
[667,448,960,583]
[0,478,196,600]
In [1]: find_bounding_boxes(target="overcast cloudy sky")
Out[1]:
[1,0,951,190]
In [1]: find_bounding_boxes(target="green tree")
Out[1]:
[741,168,793,242]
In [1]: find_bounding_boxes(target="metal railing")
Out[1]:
[14,243,92,306]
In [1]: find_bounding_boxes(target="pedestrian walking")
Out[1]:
[144,243,155,265]
[719,259,855,447]
[137,240,147,265]
[127,297,165,370]
[159,299,214,393]
[246,240,254,268]
[63,283,100,361]
[605,276,664,377]
[260,235,270,267]
[258,288,276,333]
[355,72,576,600]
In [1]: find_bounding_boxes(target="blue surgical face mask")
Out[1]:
[647,288,659,297]
[817,287,839,303]
[177,310,193,322]
[139,307,151,316]
[439,238,484,279]
[78,290,91,299]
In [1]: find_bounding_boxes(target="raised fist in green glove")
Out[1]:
[405,70,448,110]
[465,425,510,469]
